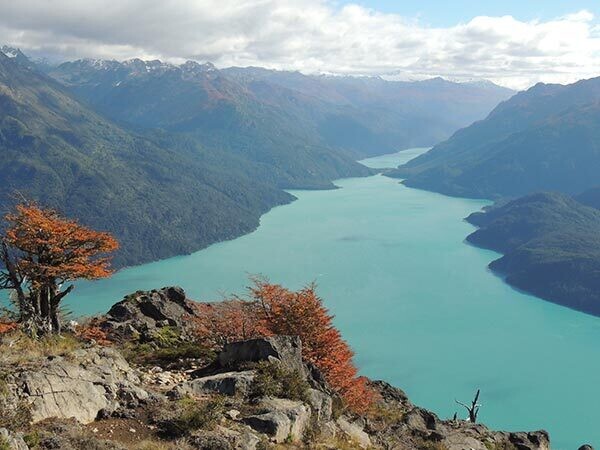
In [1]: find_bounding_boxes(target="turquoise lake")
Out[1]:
[71,148,600,449]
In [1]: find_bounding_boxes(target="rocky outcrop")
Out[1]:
[5,347,151,424]
[102,286,198,340]
[0,287,558,450]
[166,335,550,449]
[337,417,372,448]
[242,397,311,443]
[212,335,306,376]
[176,371,255,397]
[365,382,550,450]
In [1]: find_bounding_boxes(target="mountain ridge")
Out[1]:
[47,55,514,159]
[390,76,600,198]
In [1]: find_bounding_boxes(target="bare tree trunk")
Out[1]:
[455,389,481,423]
[0,241,30,320]
[39,286,51,334]
[49,284,73,335]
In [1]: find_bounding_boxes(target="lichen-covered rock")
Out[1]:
[7,347,150,424]
[306,388,332,423]
[507,431,551,450]
[368,379,413,411]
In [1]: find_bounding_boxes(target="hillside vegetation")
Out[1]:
[0,52,298,266]
[466,192,600,315]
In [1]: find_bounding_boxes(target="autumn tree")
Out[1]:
[194,279,375,412]
[251,280,375,413]
[0,202,118,335]
[194,300,266,348]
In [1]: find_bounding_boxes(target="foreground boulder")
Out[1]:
[213,335,306,375]
[176,370,256,397]
[5,347,151,424]
[242,397,311,443]
[102,286,198,340]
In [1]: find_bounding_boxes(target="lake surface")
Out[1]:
[72,148,600,449]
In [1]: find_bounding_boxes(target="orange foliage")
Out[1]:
[250,280,375,413]
[4,203,119,286]
[0,321,18,335]
[75,320,112,346]
[193,280,375,413]
[194,300,267,348]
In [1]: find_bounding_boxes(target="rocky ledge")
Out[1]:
[0,287,572,449]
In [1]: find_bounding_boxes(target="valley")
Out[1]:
[71,149,600,449]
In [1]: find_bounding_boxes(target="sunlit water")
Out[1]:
[70,148,599,449]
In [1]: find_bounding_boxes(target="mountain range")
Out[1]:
[48,58,513,160]
[391,77,600,199]
[0,46,513,266]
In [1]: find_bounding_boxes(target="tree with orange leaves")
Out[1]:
[193,279,375,413]
[0,202,118,335]
[194,300,266,348]
[250,280,375,413]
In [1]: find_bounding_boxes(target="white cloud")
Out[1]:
[0,0,599,89]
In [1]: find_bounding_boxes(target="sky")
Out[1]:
[1,0,599,89]
[342,0,600,26]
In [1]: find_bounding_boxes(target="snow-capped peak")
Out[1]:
[1,45,25,59]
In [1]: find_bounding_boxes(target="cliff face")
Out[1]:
[0,287,553,450]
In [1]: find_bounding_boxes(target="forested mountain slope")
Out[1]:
[466,192,600,315]
[392,77,600,198]
[0,51,295,266]
[50,59,513,160]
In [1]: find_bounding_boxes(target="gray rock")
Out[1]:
[404,407,439,432]
[369,379,413,411]
[8,347,150,424]
[242,397,310,443]
[188,430,233,449]
[236,430,261,450]
[306,388,332,423]
[243,412,290,443]
[508,431,551,450]
[579,446,594,450]
[217,336,305,375]
[336,416,371,448]
[177,371,255,397]
[103,286,197,340]
[443,433,488,450]
[209,426,260,450]
[0,428,29,450]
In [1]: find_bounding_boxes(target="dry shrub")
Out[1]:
[153,396,225,438]
[0,330,81,367]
